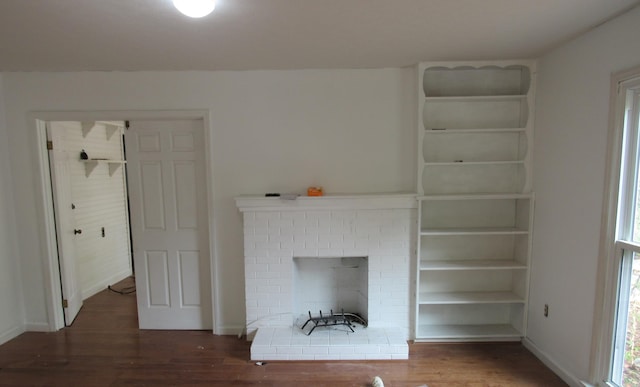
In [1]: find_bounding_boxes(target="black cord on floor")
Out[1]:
[108,284,136,294]
[108,277,136,295]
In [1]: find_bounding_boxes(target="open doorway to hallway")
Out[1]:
[39,115,215,332]
[47,121,132,326]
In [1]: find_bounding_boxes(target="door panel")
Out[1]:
[146,251,170,307]
[126,120,212,329]
[179,251,201,306]
[47,122,83,326]
[140,162,166,230]
[174,161,198,229]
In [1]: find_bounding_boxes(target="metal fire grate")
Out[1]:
[301,309,368,335]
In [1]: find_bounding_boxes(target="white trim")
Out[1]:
[523,338,585,387]
[217,324,246,337]
[23,322,51,332]
[615,239,640,253]
[202,111,222,335]
[235,193,417,212]
[28,110,219,334]
[0,324,25,346]
[418,59,537,71]
[590,65,640,384]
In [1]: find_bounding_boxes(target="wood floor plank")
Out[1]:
[0,277,567,386]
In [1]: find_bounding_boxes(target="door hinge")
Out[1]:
[125,120,130,129]
[62,299,68,308]
[47,140,53,150]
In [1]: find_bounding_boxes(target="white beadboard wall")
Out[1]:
[56,121,132,300]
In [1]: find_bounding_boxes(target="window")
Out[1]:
[611,82,640,386]
[596,70,640,386]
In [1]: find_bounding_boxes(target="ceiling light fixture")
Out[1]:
[172,0,216,18]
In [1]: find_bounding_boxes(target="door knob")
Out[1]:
[74,229,82,235]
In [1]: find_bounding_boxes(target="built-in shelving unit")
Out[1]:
[415,62,535,342]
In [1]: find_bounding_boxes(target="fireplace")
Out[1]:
[293,256,368,329]
[236,194,416,360]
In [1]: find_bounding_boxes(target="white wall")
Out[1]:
[2,68,415,333]
[528,6,640,383]
[0,74,24,344]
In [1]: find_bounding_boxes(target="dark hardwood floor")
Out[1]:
[0,277,567,386]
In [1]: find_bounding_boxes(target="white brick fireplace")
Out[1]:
[236,194,416,360]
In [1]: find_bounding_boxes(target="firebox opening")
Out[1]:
[292,256,368,331]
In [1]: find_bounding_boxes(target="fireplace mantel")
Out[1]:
[235,193,417,212]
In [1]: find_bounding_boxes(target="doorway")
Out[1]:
[124,119,212,329]
[47,120,132,326]
[33,111,217,333]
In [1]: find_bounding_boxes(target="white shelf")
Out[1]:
[420,260,527,271]
[423,160,525,166]
[418,193,532,201]
[419,291,525,305]
[416,324,522,340]
[424,128,526,134]
[420,227,528,236]
[424,94,527,103]
[81,159,126,177]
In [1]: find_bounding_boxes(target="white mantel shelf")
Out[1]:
[235,193,417,212]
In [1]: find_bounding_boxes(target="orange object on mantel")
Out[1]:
[307,187,323,196]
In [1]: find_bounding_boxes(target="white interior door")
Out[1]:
[125,119,212,329]
[47,122,83,326]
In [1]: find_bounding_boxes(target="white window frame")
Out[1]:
[591,66,640,386]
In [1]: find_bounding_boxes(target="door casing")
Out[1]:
[28,110,218,333]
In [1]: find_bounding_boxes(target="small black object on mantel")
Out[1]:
[80,149,88,160]
[265,193,280,197]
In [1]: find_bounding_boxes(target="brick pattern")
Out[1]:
[243,208,414,339]
[251,327,409,361]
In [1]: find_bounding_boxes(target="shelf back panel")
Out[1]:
[423,132,527,163]
[420,234,528,264]
[422,164,525,194]
[423,66,531,97]
[418,303,523,326]
[419,270,516,293]
[423,99,528,130]
[421,198,529,229]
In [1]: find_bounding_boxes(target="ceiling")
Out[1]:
[0,0,638,71]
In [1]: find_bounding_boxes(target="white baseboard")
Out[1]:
[24,322,51,332]
[215,324,245,337]
[523,338,586,387]
[0,324,25,345]
[81,268,133,300]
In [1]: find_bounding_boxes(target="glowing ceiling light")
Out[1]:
[172,0,216,18]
